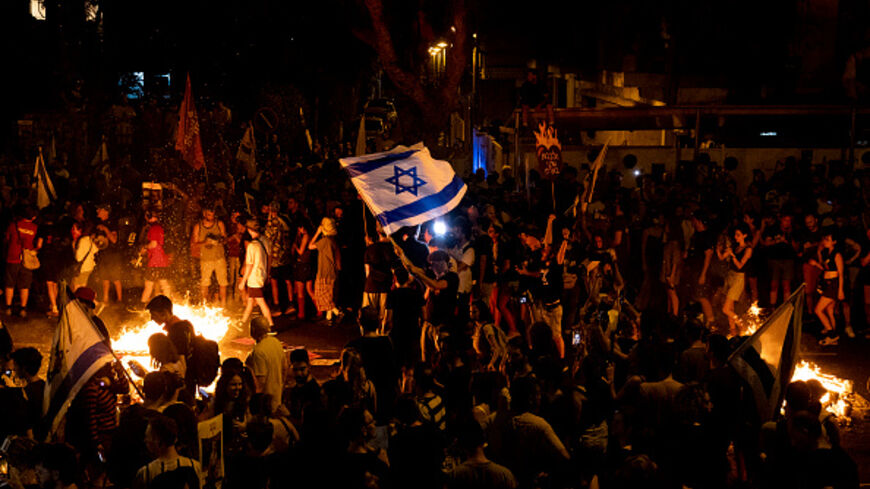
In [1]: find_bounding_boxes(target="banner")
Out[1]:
[43,286,115,438]
[534,122,562,180]
[198,414,224,489]
[339,143,467,235]
[176,74,206,170]
[728,285,803,422]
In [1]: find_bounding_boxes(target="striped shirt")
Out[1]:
[134,456,204,489]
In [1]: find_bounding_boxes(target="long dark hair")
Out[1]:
[213,372,250,419]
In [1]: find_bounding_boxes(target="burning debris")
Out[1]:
[791,360,856,420]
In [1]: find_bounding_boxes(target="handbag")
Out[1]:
[16,225,40,270]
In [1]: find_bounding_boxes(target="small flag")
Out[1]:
[728,285,803,422]
[244,192,256,214]
[43,286,115,438]
[340,143,467,235]
[34,148,56,209]
[237,122,257,180]
[90,135,109,167]
[580,140,610,212]
[176,74,206,170]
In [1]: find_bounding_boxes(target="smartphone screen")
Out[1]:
[572,332,582,346]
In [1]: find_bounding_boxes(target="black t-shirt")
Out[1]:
[364,241,396,293]
[345,335,397,410]
[764,225,797,260]
[428,271,459,327]
[537,263,563,304]
[472,234,495,284]
[687,230,714,268]
[386,286,424,337]
[797,228,821,262]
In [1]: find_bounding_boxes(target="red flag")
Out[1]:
[175,74,205,170]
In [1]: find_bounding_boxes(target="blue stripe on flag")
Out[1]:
[345,150,419,177]
[45,341,112,422]
[376,175,466,227]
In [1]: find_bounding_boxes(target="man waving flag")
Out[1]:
[340,143,467,235]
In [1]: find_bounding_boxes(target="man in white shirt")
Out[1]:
[239,219,274,331]
[248,316,288,414]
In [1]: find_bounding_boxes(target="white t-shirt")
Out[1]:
[246,237,269,288]
[450,242,475,294]
[75,235,98,273]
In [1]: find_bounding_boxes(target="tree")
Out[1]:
[355,0,468,143]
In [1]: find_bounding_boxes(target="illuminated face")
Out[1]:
[203,209,215,221]
[487,226,498,240]
[228,375,243,399]
[470,304,480,321]
[594,236,605,249]
[822,235,835,249]
[97,208,109,221]
[430,259,448,276]
[805,215,817,231]
[562,227,571,240]
[734,229,747,243]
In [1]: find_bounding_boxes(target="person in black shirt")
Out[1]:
[362,230,396,332]
[400,249,459,330]
[685,213,715,325]
[286,348,322,427]
[10,347,45,438]
[346,306,398,423]
[386,267,425,368]
[766,214,797,306]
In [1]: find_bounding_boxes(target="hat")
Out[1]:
[74,287,97,306]
[320,217,338,236]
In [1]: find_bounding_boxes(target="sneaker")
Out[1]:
[844,325,856,339]
[818,335,839,346]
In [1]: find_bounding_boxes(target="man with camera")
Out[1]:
[191,204,228,308]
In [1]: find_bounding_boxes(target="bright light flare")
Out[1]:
[433,220,448,236]
[742,301,763,336]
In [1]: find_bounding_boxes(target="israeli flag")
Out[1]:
[340,143,467,235]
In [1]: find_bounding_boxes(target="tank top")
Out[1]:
[730,246,750,272]
[198,220,225,262]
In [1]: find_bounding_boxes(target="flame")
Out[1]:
[742,301,763,335]
[112,302,236,397]
[112,302,233,355]
[533,122,561,150]
[791,360,854,418]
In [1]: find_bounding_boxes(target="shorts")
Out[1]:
[246,286,264,298]
[768,258,795,283]
[271,264,293,281]
[4,262,32,290]
[724,271,745,302]
[534,303,563,338]
[819,278,838,299]
[362,292,388,322]
[146,267,170,281]
[201,259,229,287]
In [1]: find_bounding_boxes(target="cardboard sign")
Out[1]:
[198,414,224,489]
[534,122,562,180]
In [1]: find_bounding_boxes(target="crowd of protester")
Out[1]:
[0,135,866,489]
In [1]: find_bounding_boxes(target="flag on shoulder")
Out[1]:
[43,286,115,439]
[340,143,467,235]
[176,74,206,170]
[728,285,803,422]
[34,148,56,209]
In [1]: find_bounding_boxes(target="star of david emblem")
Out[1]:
[385,165,426,196]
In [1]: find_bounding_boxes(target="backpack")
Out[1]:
[188,335,220,387]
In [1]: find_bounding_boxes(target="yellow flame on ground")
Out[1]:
[791,360,854,418]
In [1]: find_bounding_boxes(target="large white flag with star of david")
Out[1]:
[340,143,467,235]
